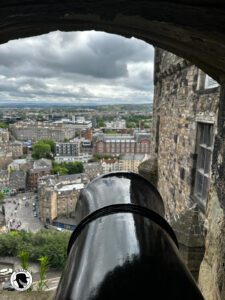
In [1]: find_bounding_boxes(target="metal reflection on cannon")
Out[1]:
[55,172,204,300]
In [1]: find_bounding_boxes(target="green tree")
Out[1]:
[39,139,55,153]
[18,251,30,271]
[52,161,84,175]
[0,230,71,269]
[0,122,8,129]
[32,141,51,160]
[97,117,105,128]
[0,191,4,204]
[36,256,49,291]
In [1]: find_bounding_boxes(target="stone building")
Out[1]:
[101,158,123,173]
[9,170,26,192]
[0,170,9,189]
[8,158,32,172]
[38,174,86,223]
[0,151,13,169]
[105,118,126,129]
[84,163,103,180]
[0,128,9,143]
[150,48,220,280]
[120,154,149,173]
[10,121,75,142]
[93,132,151,156]
[27,159,52,191]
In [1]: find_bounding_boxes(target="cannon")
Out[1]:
[55,172,204,300]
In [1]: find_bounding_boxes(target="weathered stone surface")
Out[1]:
[0,291,54,300]
[198,85,225,300]
[171,204,205,280]
[153,48,220,220]
[152,49,225,299]
[198,189,225,300]
[138,155,158,186]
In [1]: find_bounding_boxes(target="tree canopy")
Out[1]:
[0,121,8,129]
[32,139,54,160]
[0,230,71,269]
[52,161,84,175]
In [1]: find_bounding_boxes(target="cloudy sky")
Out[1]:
[0,31,154,105]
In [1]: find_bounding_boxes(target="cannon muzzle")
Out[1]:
[55,172,204,300]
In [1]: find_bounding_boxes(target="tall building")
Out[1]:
[93,132,151,155]
[38,174,86,223]
[55,141,81,157]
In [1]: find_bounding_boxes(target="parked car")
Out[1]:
[33,212,37,217]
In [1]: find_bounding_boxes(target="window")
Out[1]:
[194,123,214,207]
[204,75,219,89]
[197,71,219,90]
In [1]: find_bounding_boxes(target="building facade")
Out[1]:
[120,154,149,173]
[38,174,86,223]
[105,119,126,129]
[94,132,151,156]
[55,141,81,157]
[10,121,75,142]
[0,170,9,189]
[27,159,52,191]
[101,158,123,173]
[149,48,220,282]
[0,128,9,143]
[152,48,220,219]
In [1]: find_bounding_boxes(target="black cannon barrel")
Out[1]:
[55,172,204,300]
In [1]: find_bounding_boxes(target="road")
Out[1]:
[3,192,44,232]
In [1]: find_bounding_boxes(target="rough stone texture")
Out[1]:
[138,155,158,186]
[0,1,225,82]
[153,48,220,220]
[152,49,225,298]
[198,189,225,300]
[0,291,54,300]
[198,85,225,300]
[171,204,205,280]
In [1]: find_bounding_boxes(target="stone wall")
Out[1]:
[152,48,222,292]
[0,291,54,300]
[153,48,220,220]
[198,85,225,300]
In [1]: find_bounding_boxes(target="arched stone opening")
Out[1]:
[1,2,225,299]
[0,1,225,82]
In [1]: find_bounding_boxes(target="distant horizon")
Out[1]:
[0,101,153,108]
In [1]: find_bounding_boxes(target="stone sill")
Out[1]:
[0,290,55,300]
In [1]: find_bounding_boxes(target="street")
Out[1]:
[3,192,44,232]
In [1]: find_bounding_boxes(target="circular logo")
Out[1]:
[10,269,32,291]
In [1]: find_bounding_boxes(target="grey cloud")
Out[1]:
[0,31,154,104]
